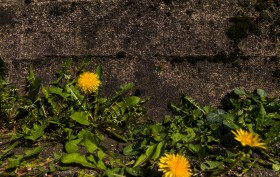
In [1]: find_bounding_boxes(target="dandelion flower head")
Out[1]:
[77,72,101,94]
[232,129,266,149]
[158,153,192,177]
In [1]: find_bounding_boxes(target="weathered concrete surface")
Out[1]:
[0,0,280,121]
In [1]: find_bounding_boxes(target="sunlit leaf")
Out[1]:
[70,111,90,125]
[234,87,247,96]
[124,96,140,107]
[133,154,147,167]
[24,147,43,158]
[272,162,280,172]
[171,133,185,144]
[257,89,267,98]
[133,144,157,167]
[25,125,45,141]
[96,65,102,80]
[151,141,165,160]
[61,153,96,168]
[65,139,82,153]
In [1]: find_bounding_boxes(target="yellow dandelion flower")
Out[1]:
[231,129,266,149]
[77,72,101,94]
[158,153,192,177]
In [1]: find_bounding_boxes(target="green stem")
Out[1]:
[240,157,258,176]
[80,94,87,108]
[213,152,245,177]
[261,150,277,163]
[68,86,93,120]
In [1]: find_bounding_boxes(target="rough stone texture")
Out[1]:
[0,0,280,120]
[1,1,280,176]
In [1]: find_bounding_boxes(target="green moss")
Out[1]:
[226,16,261,44]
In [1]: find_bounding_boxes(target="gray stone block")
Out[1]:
[0,0,279,120]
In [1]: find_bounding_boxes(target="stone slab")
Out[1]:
[0,0,279,120]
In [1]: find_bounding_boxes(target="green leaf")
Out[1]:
[70,111,90,125]
[24,147,43,158]
[61,153,96,168]
[267,113,280,119]
[119,83,135,92]
[1,141,19,155]
[151,141,165,160]
[96,65,102,80]
[97,150,107,160]
[28,77,42,102]
[83,137,98,153]
[6,158,21,170]
[206,109,225,123]
[223,114,239,129]
[188,144,201,153]
[234,87,246,96]
[48,86,69,99]
[145,144,157,157]
[257,89,267,97]
[106,126,127,142]
[106,168,124,177]
[65,139,82,153]
[5,154,24,170]
[183,95,206,114]
[272,162,280,172]
[171,133,185,144]
[133,144,156,167]
[27,65,35,82]
[124,96,140,107]
[256,103,266,131]
[79,130,101,153]
[133,154,147,167]
[123,144,139,156]
[125,167,143,176]
[25,124,45,141]
[26,65,41,101]
[97,159,106,170]
[66,84,84,103]
[87,154,97,165]
[200,160,223,171]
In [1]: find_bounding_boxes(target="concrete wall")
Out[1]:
[0,0,279,120]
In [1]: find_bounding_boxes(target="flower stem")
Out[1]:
[214,152,245,177]
[80,94,87,108]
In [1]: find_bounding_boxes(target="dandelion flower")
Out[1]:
[158,153,192,177]
[231,129,266,149]
[77,72,101,94]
